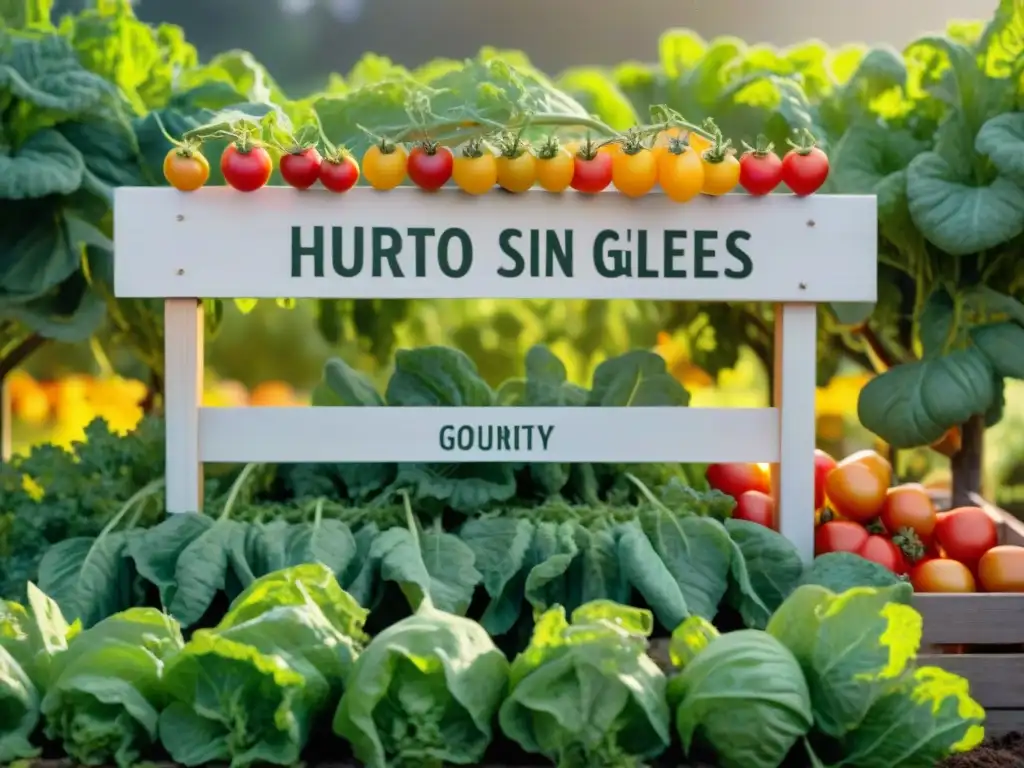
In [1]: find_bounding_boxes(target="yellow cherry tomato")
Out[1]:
[657,146,705,202]
[611,148,658,198]
[452,146,497,195]
[163,147,209,192]
[362,142,408,190]
[701,153,741,196]
[687,132,713,155]
[535,149,575,192]
[496,152,536,193]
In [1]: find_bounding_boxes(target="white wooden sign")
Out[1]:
[114,188,876,302]
[113,187,879,564]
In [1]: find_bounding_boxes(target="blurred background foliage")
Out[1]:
[4,0,1023,513]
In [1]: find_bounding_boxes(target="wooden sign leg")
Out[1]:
[772,302,817,563]
[164,299,204,513]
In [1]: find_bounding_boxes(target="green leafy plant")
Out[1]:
[0,582,77,762]
[332,598,509,767]
[669,583,986,767]
[499,600,671,767]
[817,0,1024,501]
[41,607,184,767]
[158,563,368,767]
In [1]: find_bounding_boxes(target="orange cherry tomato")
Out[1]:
[535,149,575,192]
[934,506,998,567]
[496,151,536,193]
[656,142,704,203]
[362,141,408,190]
[977,545,1024,592]
[910,558,976,593]
[163,147,210,192]
[824,450,891,523]
[880,484,938,543]
[611,148,658,198]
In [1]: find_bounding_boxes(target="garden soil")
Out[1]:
[937,732,1024,767]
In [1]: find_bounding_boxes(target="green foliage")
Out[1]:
[828,0,1024,456]
[499,600,671,767]
[671,584,985,767]
[333,596,508,767]
[41,607,183,767]
[159,563,367,766]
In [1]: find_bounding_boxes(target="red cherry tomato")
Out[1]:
[733,490,775,528]
[279,147,322,190]
[407,142,453,191]
[781,145,829,196]
[934,506,998,566]
[571,151,612,194]
[320,154,360,193]
[815,520,869,556]
[857,535,907,574]
[706,463,770,499]
[739,146,783,196]
[813,449,836,511]
[221,144,273,192]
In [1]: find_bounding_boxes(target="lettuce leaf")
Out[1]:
[499,600,671,766]
[668,617,813,768]
[0,581,77,762]
[40,607,183,768]
[159,564,368,767]
[332,599,508,767]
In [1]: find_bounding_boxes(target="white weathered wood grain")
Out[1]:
[198,406,781,463]
[164,300,204,513]
[114,187,877,302]
[772,303,818,563]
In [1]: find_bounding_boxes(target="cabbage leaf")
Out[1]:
[499,600,671,767]
[159,563,368,767]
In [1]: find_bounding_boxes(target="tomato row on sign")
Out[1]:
[162,128,829,199]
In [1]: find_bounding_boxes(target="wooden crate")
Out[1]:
[915,497,1024,737]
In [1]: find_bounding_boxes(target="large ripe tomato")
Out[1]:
[319,153,360,193]
[781,141,829,196]
[880,484,937,542]
[163,147,210,191]
[279,147,322,190]
[813,449,836,510]
[815,520,869,556]
[977,546,1024,592]
[700,152,740,196]
[362,141,407,190]
[656,142,704,202]
[611,148,658,198]
[824,449,891,523]
[706,463,770,499]
[571,146,612,194]
[733,490,775,528]
[910,558,976,593]
[220,143,272,192]
[739,143,783,196]
[857,535,907,574]
[407,142,453,191]
[935,506,998,566]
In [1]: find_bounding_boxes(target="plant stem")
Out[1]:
[0,333,45,380]
[951,413,985,506]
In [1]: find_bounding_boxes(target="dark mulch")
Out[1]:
[937,732,1024,767]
